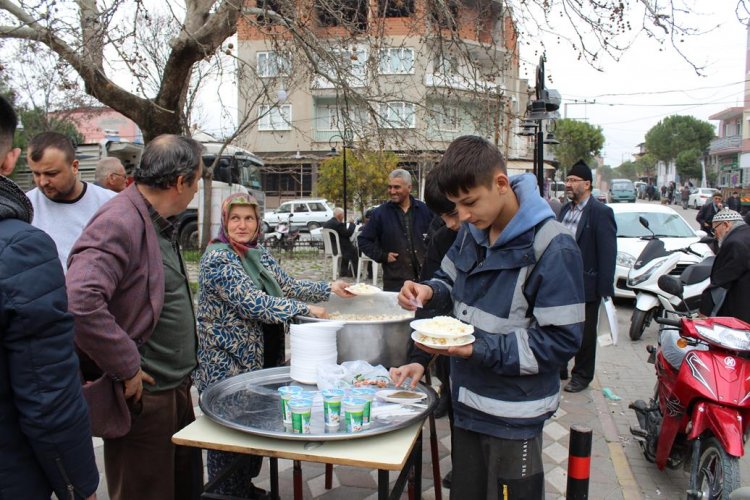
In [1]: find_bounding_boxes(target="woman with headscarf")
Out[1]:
[194,193,352,498]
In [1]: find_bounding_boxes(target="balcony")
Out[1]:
[709,135,741,154]
[424,72,501,93]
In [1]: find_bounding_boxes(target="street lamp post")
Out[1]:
[329,129,354,221]
[520,56,561,197]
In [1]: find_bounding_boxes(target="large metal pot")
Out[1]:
[296,292,414,368]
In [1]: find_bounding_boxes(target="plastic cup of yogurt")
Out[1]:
[322,389,345,427]
[342,397,366,433]
[351,387,377,427]
[278,385,303,424]
[289,398,313,434]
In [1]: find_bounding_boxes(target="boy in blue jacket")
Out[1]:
[394,136,585,498]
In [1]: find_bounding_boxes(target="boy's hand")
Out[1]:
[398,281,433,310]
[389,363,425,388]
[415,342,473,359]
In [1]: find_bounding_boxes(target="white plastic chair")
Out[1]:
[320,228,342,280]
[356,254,379,286]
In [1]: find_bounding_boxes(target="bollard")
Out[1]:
[566,425,592,499]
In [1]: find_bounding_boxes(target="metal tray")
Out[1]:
[199,367,437,441]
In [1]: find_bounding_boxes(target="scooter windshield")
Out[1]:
[633,239,667,270]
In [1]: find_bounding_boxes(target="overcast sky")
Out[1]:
[518,5,748,167]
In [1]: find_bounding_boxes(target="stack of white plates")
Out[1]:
[289,322,344,384]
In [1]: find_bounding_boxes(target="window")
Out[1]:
[435,55,459,77]
[379,102,416,129]
[315,47,368,88]
[257,0,285,25]
[293,203,308,213]
[378,0,414,17]
[321,106,342,131]
[257,52,291,78]
[435,106,459,131]
[258,104,292,131]
[308,202,327,212]
[317,0,367,31]
[429,0,459,29]
[276,203,291,214]
[379,48,414,74]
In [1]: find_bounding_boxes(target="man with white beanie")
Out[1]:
[699,208,750,323]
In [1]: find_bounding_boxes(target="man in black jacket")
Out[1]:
[697,192,723,236]
[323,207,356,277]
[358,168,433,291]
[700,209,750,323]
[558,160,617,393]
[0,95,99,499]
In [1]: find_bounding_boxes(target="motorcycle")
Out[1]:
[263,214,300,252]
[627,215,713,340]
[629,275,750,499]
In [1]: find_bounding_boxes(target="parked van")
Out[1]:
[609,179,637,203]
[548,180,566,200]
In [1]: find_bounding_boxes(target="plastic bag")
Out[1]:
[598,297,618,345]
[316,360,390,391]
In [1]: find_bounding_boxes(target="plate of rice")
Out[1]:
[410,316,474,338]
[345,283,382,295]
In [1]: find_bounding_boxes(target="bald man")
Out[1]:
[95,157,128,192]
[323,207,357,277]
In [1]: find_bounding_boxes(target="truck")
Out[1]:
[14,137,266,250]
[177,141,265,249]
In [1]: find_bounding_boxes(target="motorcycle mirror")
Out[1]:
[657,275,684,298]
[638,216,650,229]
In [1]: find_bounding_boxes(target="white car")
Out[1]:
[611,204,711,299]
[687,188,718,209]
[263,198,334,232]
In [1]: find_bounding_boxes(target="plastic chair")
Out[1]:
[356,254,379,286]
[320,228,342,280]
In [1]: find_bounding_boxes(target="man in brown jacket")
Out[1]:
[67,135,203,500]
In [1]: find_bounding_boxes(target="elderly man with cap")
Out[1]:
[700,208,750,323]
[558,160,617,392]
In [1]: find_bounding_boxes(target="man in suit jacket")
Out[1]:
[558,161,617,392]
[67,135,204,500]
[697,192,723,236]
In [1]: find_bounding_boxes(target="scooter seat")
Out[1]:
[680,256,715,285]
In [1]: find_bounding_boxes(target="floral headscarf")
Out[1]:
[212,192,261,256]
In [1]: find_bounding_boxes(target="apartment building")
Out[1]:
[236,0,529,209]
[708,107,746,187]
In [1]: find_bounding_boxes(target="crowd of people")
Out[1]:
[3,85,750,500]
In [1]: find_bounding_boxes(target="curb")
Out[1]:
[591,378,643,500]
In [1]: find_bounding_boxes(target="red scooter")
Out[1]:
[630,275,750,499]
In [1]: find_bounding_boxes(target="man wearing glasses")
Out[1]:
[700,208,750,323]
[558,160,617,392]
[95,157,128,193]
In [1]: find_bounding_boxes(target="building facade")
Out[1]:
[236,0,529,210]
[708,24,750,188]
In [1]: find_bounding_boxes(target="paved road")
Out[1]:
[594,198,750,498]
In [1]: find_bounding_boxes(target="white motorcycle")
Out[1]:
[627,216,714,340]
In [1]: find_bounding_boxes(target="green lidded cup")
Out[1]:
[322,389,345,427]
[278,385,303,424]
[288,398,313,434]
[342,397,367,433]
[351,387,377,427]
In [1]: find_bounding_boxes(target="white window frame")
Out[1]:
[257,51,291,78]
[379,102,416,129]
[436,106,459,131]
[258,104,292,131]
[379,48,415,75]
